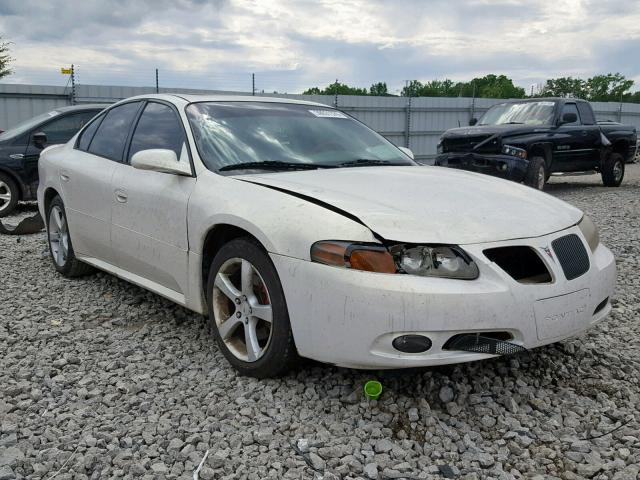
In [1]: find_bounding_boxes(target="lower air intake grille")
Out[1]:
[552,234,590,280]
[444,334,526,355]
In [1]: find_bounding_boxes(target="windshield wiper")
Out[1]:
[218,161,335,172]
[337,159,403,167]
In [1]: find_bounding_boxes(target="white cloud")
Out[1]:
[0,0,639,93]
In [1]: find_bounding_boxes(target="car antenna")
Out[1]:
[458,120,461,127]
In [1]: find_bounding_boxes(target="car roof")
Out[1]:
[496,97,588,104]
[120,93,331,108]
[54,104,110,113]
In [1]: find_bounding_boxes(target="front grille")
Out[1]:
[552,234,590,280]
[484,246,552,284]
[443,333,525,355]
[443,135,498,153]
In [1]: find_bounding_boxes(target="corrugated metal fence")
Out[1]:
[1,83,639,162]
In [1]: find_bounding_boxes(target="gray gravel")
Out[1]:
[1,165,639,479]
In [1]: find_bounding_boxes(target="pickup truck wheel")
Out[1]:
[601,153,624,187]
[0,173,19,218]
[524,157,546,190]
[207,237,298,378]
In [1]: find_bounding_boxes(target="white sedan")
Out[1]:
[38,95,616,377]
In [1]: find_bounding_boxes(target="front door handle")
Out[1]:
[60,170,70,182]
[114,189,128,203]
[581,131,588,136]
[9,154,24,160]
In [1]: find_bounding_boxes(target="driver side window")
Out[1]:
[561,103,581,126]
[128,102,186,162]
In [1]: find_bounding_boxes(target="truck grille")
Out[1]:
[552,234,590,280]
[443,135,498,153]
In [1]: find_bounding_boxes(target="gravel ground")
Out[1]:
[1,165,639,480]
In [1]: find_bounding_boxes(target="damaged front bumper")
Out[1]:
[435,152,529,182]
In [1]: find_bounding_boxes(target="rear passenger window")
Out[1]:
[128,102,186,161]
[561,103,581,126]
[89,102,141,162]
[78,114,104,151]
[576,103,595,125]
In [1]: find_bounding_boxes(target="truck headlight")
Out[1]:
[502,145,527,159]
[311,242,479,279]
[437,142,444,154]
[578,215,600,252]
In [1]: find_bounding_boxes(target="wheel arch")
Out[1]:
[611,139,629,157]
[43,187,61,219]
[528,143,552,167]
[0,166,26,200]
[200,223,270,302]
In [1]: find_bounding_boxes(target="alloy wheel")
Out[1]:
[0,180,11,214]
[613,160,623,183]
[212,257,273,362]
[48,205,69,267]
[537,166,546,190]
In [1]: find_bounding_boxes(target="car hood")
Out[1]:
[235,166,583,245]
[441,124,544,139]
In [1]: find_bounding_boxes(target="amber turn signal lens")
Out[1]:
[349,249,397,273]
[310,241,348,266]
[311,241,397,273]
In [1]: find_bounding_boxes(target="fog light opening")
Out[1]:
[392,335,432,353]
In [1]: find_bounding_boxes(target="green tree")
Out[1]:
[401,80,423,97]
[402,75,524,99]
[585,73,634,102]
[0,37,13,79]
[539,77,586,98]
[369,82,389,96]
[303,82,368,95]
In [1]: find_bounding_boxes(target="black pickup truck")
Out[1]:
[435,98,637,190]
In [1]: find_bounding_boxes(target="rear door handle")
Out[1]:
[114,189,128,203]
[581,131,588,136]
[60,170,70,182]
[9,154,24,160]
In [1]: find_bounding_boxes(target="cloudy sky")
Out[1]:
[1,0,639,94]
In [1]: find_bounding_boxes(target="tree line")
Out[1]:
[303,73,640,103]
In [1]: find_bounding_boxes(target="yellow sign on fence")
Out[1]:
[60,67,72,75]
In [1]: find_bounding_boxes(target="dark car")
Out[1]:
[0,104,106,217]
[435,98,637,190]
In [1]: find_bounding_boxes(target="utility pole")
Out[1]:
[70,64,76,105]
[155,68,159,94]
[334,78,339,108]
[252,73,255,96]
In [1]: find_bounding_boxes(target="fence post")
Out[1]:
[70,64,76,105]
[404,95,412,148]
[618,101,623,122]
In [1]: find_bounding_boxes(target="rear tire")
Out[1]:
[0,173,19,218]
[206,237,298,378]
[601,152,624,187]
[46,196,94,277]
[524,156,546,190]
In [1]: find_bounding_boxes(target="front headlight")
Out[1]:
[437,142,444,154]
[578,215,600,252]
[311,241,479,279]
[390,244,479,279]
[501,145,527,159]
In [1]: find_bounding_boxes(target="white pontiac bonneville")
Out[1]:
[38,95,616,377]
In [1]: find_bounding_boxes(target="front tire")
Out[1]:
[524,156,546,190]
[206,237,297,378]
[46,196,94,277]
[601,152,624,187]
[0,173,19,218]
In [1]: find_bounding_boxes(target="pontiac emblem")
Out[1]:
[542,246,555,262]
